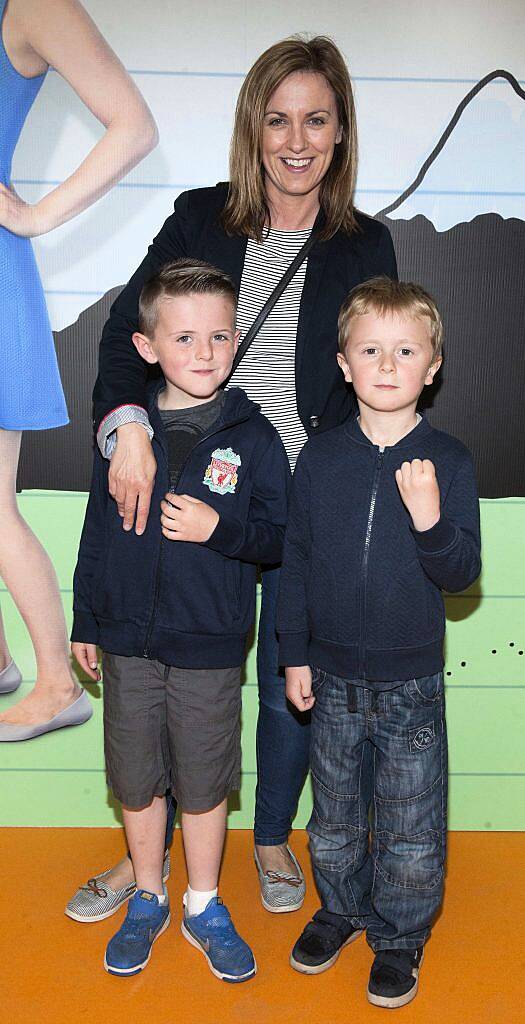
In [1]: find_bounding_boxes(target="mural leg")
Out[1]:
[0,429,89,734]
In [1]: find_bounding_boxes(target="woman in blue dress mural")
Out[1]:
[0,0,157,739]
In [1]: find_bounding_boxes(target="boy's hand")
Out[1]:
[71,642,100,681]
[285,666,315,712]
[395,459,441,532]
[160,493,219,543]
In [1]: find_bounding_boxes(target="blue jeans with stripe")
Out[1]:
[308,668,447,950]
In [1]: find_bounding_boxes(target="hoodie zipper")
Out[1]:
[358,446,385,679]
[142,412,251,658]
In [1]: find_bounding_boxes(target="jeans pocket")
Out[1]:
[311,666,328,693]
[404,672,443,708]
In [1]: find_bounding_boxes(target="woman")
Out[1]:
[0,0,157,738]
[67,34,397,919]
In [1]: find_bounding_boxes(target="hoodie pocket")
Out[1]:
[225,559,241,620]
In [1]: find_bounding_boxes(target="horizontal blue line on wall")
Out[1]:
[14,179,525,199]
[122,69,525,86]
[44,289,104,296]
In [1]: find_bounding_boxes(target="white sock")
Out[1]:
[140,884,168,906]
[184,885,218,917]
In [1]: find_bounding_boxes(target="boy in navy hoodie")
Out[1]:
[71,259,289,981]
[278,278,481,1008]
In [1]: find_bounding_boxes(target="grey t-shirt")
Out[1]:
[159,391,225,491]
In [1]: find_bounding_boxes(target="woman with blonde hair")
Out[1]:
[67,34,397,931]
[0,0,157,737]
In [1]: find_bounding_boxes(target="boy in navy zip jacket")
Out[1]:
[71,260,290,982]
[278,278,480,1008]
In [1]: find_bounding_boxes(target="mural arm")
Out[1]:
[0,0,157,237]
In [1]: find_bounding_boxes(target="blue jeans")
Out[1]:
[308,668,447,951]
[163,565,310,847]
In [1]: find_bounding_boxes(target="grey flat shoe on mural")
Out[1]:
[0,660,22,695]
[0,688,92,742]
[65,851,171,923]
[254,845,306,913]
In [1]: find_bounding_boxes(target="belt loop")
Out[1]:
[371,689,380,714]
[346,682,357,713]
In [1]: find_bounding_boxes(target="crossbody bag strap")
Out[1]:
[225,229,318,382]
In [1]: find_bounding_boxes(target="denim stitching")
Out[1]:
[374,859,444,892]
[375,771,443,806]
[311,769,360,802]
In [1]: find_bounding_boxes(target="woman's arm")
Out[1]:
[0,0,158,237]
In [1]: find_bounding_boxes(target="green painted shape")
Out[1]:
[1,493,524,830]
[443,597,525,684]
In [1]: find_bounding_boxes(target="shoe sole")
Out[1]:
[261,894,305,914]
[103,913,171,976]
[367,977,419,1008]
[289,928,364,975]
[65,866,170,923]
[181,921,257,983]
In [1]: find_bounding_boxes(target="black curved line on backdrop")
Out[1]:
[378,70,525,216]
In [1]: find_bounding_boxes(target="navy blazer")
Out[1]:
[93,183,398,436]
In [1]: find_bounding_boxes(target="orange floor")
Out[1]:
[0,829,522,1024]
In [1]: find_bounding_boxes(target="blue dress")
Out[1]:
[0,0,68,430]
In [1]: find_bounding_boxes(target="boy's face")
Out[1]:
[337,310,441,417]
[133,292,239,406]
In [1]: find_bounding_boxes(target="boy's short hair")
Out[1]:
[138,258,237,337]
[338,276,443,362]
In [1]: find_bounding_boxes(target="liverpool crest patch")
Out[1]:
[203,447,241,495]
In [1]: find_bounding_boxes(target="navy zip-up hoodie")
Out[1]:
[72,386,290,668]
[277,415,481,683]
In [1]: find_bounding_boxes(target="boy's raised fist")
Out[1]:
[395,458,441,533]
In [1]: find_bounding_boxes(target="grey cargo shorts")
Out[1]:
[102,653,242,811]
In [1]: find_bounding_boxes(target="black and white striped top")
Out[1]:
[228,227,311,469]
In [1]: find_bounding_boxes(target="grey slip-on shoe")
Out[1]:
[254,845,306,913]
[0,660,22,695]
[0,688,92,742]
[65,851,171,923]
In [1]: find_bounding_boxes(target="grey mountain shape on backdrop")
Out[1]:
[18,72,525,498]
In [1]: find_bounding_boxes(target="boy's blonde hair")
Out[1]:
[138,258,237,337]
[338,277,443,361]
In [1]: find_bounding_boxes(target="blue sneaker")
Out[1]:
[104,890,170,976]
[181,897,256,983]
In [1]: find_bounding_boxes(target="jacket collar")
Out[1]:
[344,412,433,449]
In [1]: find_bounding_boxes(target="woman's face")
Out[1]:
[261,71,343,204]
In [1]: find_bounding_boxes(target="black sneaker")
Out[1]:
[367,947,424,1008]
[290,909,363,974]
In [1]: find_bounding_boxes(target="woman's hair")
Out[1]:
[138,258,236,337]
[220,35,358,241]
[338,277,444,362]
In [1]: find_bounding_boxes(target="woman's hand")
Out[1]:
[71,642,100,681]
[109,423,157,535]
[285,666,315,712]
[160,494,219,543]
[0,184,45,238]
